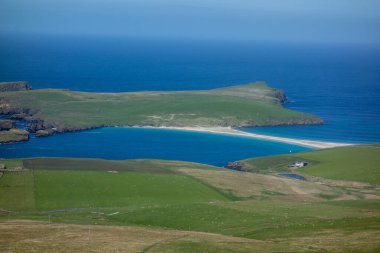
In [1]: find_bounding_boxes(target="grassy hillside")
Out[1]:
[0,159,229,212]
[0,82,322,131]
[241,144,380,184]
[34,170,229,210]
[3,219,378,253]
[0,156,379,252]
[0,171,35,210]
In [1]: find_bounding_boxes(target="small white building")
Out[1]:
[293,161,307,167]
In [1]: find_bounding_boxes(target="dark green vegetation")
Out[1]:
[241,144,380,184]
[0,82,322,133]
[1,146,379,252]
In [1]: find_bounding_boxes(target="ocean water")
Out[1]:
[0,35,379,163]
[0,127,310,166]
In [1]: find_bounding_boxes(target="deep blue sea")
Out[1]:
[0,35,379,165]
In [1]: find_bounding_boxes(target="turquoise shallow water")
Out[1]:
[0,127,311,166]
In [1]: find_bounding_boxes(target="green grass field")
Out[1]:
[0,158,23,168]
[0,82,322,130]
[22,157,220,172]
[0,150,379,252]
[241,144,380,184]
[0,171,35,210]
[0,159,229,212]
[34,170,229,210]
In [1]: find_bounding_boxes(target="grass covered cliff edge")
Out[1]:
[0,81,322,140]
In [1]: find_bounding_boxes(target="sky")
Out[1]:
[0,0,379,45]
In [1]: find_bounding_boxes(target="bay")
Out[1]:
[0,127,310,166]
[0,35,379,163]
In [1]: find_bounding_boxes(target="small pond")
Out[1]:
[278,173,306,181]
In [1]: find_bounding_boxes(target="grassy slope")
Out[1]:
[0,157,379,252]
[5,220,378,253]
[0,158,23,168]
[22,157,220,172]
[0,158,229,212]
[0,82,322,129]
[241,144,380,184]
[0,171,35,210]
[34,170,228,210]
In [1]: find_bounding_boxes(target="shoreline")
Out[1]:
[130,126,352,149]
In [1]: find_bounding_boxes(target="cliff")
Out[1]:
[0,120,16,130]
[0,81,32,92]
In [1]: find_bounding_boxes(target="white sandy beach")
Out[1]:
[133,126,352,149]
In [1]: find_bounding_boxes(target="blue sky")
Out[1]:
[0,0,379,45]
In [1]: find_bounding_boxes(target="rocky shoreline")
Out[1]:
[0,103,108,143]
[0,119,29,143]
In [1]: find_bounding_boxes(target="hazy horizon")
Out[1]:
[1,0,379,46]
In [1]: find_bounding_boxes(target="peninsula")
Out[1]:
[0,81,323,143]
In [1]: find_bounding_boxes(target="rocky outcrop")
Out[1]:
[0,84,58,141]
[226,161,244,171]
[0,101,58,138]
[27,119,46,132]
[0,102,51,133]
[10,113,29,120]
[0,103,38,117]
[0,81,32,92]
[35,129,55,137]
[0,120,16,130]
[8,128,29,137]
[274,90,288,103]
[0,128,29,143]
[27,119,56,133]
